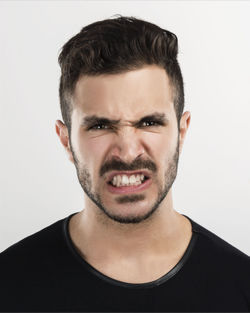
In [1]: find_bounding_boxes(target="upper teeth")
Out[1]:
[111,174,145,187]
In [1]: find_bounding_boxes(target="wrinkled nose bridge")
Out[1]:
[118,123,137,137]
[112,123,145,158]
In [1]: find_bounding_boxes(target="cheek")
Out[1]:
[86,136,109,158]
[83,136,112,186]
[145,130,176,156]
[144,129,178,178]
[74,131,111,167]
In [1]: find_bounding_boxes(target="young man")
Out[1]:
[0,15,249,312]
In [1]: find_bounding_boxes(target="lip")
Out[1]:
[106,177,152,194]
[105,170,151,183]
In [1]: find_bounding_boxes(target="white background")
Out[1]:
[0,1,249,254]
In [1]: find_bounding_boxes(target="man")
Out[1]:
[0,15,249,312]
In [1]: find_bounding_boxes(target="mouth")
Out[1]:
[106,171,152,194]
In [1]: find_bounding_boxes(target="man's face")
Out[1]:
[66,65,185,224]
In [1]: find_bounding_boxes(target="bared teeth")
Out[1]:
[111,174,145,187]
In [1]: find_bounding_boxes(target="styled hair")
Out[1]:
[58,15,184,134]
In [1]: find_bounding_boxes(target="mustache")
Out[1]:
[100,158,157,177]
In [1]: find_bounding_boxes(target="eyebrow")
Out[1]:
[81,112,169,128]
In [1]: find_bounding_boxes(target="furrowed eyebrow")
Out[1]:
[134,113,169,127]
[81,116,121,127]
[81,112,169,128]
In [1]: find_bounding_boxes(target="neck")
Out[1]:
[69,191,191,262]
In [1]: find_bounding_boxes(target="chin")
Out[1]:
[101,200,159,225]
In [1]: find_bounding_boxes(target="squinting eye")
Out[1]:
[88,124,110,130]
[88,120,162,131]
[141,120,160,127]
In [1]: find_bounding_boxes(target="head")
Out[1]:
[56,15,190,225]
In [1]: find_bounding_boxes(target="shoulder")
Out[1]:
[186,215,250,278]
[0,215,68,270]
[0,214,74,311]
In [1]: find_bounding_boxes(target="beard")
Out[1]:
[70,138,180,225]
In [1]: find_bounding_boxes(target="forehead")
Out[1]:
[72,65,174,121]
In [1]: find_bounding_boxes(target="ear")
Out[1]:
[55,120,74,164]
[178,111,191,154]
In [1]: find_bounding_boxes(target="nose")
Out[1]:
[110,125,145,163]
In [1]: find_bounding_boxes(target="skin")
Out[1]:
[55,64,192,283]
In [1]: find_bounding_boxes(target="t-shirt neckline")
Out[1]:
[63,211,198,289]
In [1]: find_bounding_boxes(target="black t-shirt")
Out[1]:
[0,212,250,312]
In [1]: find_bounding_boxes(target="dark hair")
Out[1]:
[58,15,184,134]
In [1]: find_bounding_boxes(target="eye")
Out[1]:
[141,120,160,127]
[88,124,110,130]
